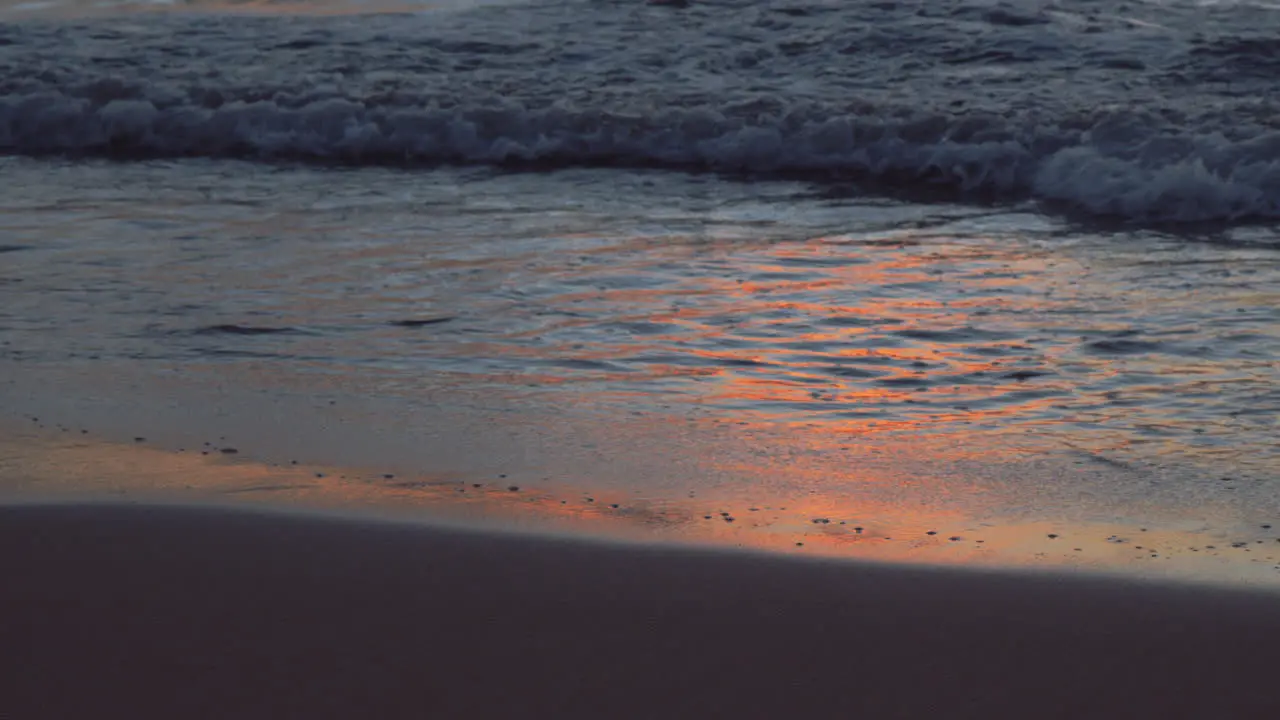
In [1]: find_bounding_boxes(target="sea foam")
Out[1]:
[3,0,1279,223]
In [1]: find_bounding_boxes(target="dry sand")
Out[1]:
[3,502,1280,719]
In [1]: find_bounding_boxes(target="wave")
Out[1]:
[5,0,1280,224]
[4,89,1279,223]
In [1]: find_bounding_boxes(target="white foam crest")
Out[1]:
[2,89,1279,224]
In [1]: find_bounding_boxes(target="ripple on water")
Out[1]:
[3,161,1280,514]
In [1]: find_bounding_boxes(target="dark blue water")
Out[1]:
[4,0,1280,223]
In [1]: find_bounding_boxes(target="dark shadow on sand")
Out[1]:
[3,503,1279,719]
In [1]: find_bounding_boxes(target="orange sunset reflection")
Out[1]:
[12,417,1279,584]
[10,218,1280,585]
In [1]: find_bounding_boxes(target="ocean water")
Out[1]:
[3,0,1280,578]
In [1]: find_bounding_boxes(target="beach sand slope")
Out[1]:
[3,503,1279,719]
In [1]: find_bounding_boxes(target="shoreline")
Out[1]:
[5,409,1280,587]
[5,501,1280,718]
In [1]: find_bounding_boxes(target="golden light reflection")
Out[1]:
[459,233,1183,486]
[10,225,1280,589]
[7,421,1280,586]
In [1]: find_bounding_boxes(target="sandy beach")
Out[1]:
[4,502,1280,719]
[6,2,1280,718]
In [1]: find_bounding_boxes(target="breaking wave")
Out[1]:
[4,0,1280,224]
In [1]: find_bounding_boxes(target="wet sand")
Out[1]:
[4,502,1280,719]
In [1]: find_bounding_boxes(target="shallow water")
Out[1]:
[3,157,1280,575]
[3,1,1280,581]
[4,159,1279,472]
